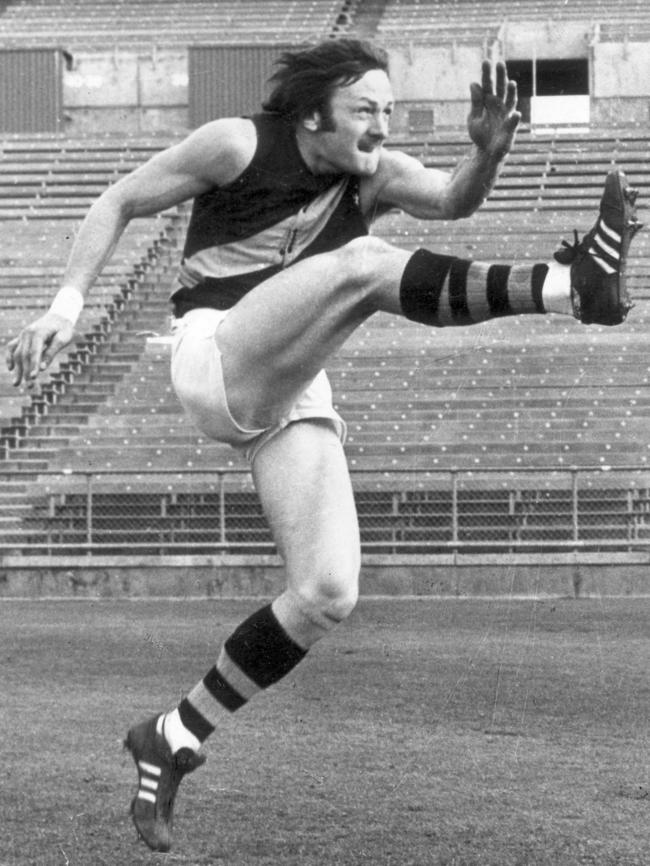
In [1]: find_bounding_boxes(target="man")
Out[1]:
[5,39,641,852]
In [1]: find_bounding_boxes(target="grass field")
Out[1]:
[1,596,649,866]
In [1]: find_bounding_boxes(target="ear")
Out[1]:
[302,112,321,132]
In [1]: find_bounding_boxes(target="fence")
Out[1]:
[2,466,650,558]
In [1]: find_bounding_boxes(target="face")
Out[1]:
[300,68,394,176]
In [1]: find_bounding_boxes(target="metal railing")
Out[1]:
[2,466,650,558]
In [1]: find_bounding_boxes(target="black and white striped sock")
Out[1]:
[167,604,307,750]
[399,249,555,325]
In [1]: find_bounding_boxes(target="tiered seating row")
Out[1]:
[376,0,649,38]
[0,0,350,48]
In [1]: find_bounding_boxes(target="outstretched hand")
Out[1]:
[5,312,75,389]
[468,61,521,160]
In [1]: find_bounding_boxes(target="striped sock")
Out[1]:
[400,249,553,325]
[171,604,307,747]
[160,708,201,754]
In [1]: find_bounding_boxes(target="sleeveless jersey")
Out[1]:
[171,112,369,316]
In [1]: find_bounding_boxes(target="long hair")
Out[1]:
[262,38,390,126]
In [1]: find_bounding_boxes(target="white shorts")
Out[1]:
[170,308,346,463]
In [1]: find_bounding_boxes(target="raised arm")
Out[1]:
[6,118,256,388]
[367,61,520,221]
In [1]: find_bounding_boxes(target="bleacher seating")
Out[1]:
[0,0,353,49]
[2,0,647,51]
[0,134,185,470]
[0,136,169,219]
[375,0,650,41]
[1,126,650,555]
[393,130,650,211]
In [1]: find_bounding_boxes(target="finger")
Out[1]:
[469,81,484,118]
[505,79,518,113]
[40,331,71,371]
[505,110,522,133]
[14,344,30,387]
[481,59,493,96]
[7,339,25,386]
[497,111,522,151]
[24,331,45,384]
[495,62,506,102]
[5,337,18,371]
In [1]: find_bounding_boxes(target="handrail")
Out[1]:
[1,465,649,557]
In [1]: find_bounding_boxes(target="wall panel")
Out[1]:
[189,44,293,126]
[0,48,62,132]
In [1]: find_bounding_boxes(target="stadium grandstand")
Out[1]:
[1,0,650,596]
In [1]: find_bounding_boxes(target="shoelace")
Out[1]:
[553,229,583,265]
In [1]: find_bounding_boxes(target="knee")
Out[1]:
[275,555,359,649]
[337,236,396,285]
[308,562,360,624]
[296,553,360,627]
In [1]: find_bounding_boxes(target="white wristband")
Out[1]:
[48,287,84,325]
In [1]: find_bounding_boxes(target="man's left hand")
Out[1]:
[468,61,521,160]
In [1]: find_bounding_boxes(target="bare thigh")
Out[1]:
[217,236,411,428]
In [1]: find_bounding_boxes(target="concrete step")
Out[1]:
[0,459,50,471]
[6,449,59,461]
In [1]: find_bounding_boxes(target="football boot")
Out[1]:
[554,168,642,325]
[124,714,206,852]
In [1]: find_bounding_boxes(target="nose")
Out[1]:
[369,124,387,144]
[369,111,389,140]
